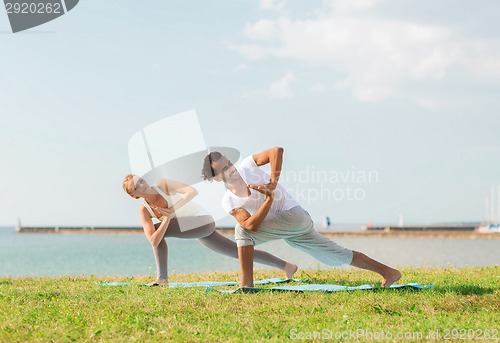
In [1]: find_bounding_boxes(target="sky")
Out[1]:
[1,0,499,227]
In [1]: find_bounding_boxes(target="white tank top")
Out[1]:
[142,185,208,221]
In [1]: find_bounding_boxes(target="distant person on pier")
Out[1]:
[322,216,331,230]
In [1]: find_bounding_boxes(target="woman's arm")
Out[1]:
[139,206,171,248]
[156,179,198,213]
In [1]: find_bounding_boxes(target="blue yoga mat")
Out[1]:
[98,278,301,287]
[98,280,434,293]
[170,277,300,288]
[207,283,433,293]
[99,282,131,287]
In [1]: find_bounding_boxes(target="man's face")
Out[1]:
[211,156,241,183]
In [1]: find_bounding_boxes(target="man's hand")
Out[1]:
[267,180,278,191]
[248,183,275,197]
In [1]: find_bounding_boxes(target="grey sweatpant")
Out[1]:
[151,215,287,280]
[235,206,353,267]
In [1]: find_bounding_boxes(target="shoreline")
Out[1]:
[218,229,500,239]
[14,226,500,239]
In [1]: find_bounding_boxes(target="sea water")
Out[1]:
[0,227,498,277]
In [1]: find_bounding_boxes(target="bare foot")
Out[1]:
[156,278,169,286]
[284,263,298,280]
[382,269,402,288]
[146,279,169,287]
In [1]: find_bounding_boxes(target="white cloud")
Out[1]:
[243,19,278,41]
[269,71,295,98]
[310,83,326,92]
[228,43,268,60]
[234,63,249,71]
[329,0,382,13]
[230,0,500,108]
[259,0,286,11]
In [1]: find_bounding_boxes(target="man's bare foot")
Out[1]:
[382,269,402,288]
[284,263,298,280]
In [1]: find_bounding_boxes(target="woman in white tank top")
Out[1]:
[122,174,297,286]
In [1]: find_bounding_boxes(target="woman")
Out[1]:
[122,174,297,285]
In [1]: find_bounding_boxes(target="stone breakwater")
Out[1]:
[15,226,499,239]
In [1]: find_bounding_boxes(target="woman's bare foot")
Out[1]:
[156,278,169,286]
[284,263,298,280]
[146,279,169,287]
[382,269,402,288]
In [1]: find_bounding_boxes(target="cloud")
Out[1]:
[243,19,278,41]
[269,71,295,98]
[310,83,326,92]
[259,0,287,11]
[234,63,249,71]
[230,0,500,108]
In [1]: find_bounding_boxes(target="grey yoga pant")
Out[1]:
[151,215,287,280]
[235,206,353,267]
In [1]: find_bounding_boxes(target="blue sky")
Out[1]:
[1,0,499,227]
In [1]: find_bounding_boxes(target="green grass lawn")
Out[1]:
[0,266,498,342]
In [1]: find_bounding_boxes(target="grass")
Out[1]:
[0,266,498,342]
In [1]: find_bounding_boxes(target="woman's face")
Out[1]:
[128,175,151,198]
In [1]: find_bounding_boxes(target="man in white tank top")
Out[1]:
[202,147,402,288]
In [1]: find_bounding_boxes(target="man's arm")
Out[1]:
[252,147,284,188]
[230,191,274,231]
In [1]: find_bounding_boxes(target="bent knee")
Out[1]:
[235,224,254,247]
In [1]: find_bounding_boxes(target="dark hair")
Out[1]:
[201,151,223,181]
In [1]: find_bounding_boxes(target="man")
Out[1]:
[201,147,401,288]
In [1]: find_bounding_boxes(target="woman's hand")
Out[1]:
[151,205,175,216]
[140,206,172,248]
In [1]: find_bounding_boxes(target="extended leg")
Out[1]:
[197,231,297,279]
[350,250,401,287]
[286,231,401,287]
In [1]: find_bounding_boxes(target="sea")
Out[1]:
[0,226,498,277]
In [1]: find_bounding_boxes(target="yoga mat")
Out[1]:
[99,282,131,287]
[207,283,434,293]
[170,277,299,287]
[98,280,434,293]
[98,278,302,287]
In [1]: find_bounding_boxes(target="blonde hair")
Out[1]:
[122,174,136,195]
